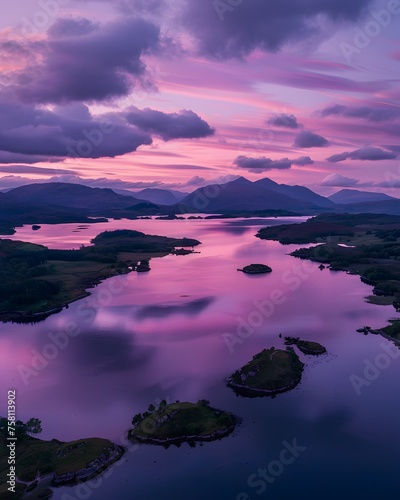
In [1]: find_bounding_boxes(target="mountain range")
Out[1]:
[328,189,396,205]
[0,178,399,235]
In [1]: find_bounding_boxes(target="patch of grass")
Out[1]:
[228,347,304,396]
[130,402,235,444]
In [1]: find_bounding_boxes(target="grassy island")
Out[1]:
[0,418,124,499]
[238,264,272,274]
[0,230,200,322]
[285,337,327,355]
[129,400,236,445]
[227,347,304,397]
[257,214,400,308]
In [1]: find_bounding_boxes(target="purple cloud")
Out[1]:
[181,0,374,59]
[0,101,152,161]
[293,156,314,166]
[295,131,329,148]
[267,114,300,129]
[327,147,397,162]
[13,17,161,103]
[234,155,313,172]
[126,107,215,141]
[0,165,79,175]
[321,104,400,122]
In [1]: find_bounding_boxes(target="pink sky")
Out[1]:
[0,0,399,195]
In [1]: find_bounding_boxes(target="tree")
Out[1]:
[132,414,143,426]
[197,399,210,406]
[148,404,156,413]
[25,418,42,435]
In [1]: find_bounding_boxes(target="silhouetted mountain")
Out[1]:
[0,192,106,235]
[254,178,334,208]
[181,177,332,214]
[6,183,141,213]
[329,189,396,204]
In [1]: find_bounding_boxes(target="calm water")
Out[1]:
[1,217,400,500]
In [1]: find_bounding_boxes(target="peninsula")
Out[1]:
[0,229,200,322]
[257,213,400,308]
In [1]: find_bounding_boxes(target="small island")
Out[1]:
[227,347,304,397]
[284,337,327,355]
[0,418,124,500]
[238,264,272,274]
[129,400,236,445]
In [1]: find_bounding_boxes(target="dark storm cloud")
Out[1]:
[234,155,313,172]
[126,107,215,141]
[267,114,300,129]
[294,131,329,148]
[321,104,400,122]
[181,0,374,59]
[327,147,397,162]
[15,16,161,103]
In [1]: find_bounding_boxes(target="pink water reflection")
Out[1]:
[1,217,399,447]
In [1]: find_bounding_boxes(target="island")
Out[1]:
[128,400,236,445]
[257,213,400,309]
[0,418,124,500]
[0,229,200,323]
[284,336,327,355]
[238,264,272,274]
[227,347,304,397]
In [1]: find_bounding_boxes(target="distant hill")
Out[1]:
[6,182,141,213]
[181,177,333,214]
[134,188,187,205]
[0,192,105,235]
[329,189,396,204]
[339,199,400,215]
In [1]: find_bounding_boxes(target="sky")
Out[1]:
[0,0,399,195]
